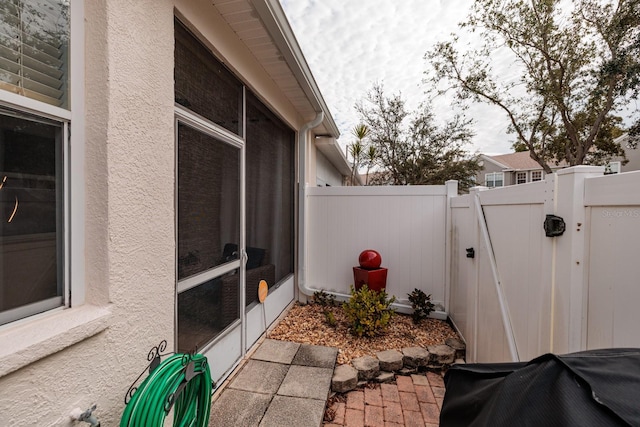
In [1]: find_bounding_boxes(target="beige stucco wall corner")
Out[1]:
[0,1,177,425]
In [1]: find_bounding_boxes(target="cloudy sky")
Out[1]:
[279,0,516,155]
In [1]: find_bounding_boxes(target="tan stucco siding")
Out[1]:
[0,1,334,424]
[0,1,176,425]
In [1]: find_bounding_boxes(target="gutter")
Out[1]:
[251,0,340,137]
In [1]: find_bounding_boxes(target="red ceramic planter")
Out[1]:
[353,266,388,292]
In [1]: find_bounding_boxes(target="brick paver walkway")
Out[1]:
[324,372,445,427]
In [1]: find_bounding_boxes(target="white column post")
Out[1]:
[552,166,604,354]
[444,180,458,315]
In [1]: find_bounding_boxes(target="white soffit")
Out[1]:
[212,0,340,138]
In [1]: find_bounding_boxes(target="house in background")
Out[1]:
[477,151,567,187]
[609,133,640,173]
[479,134,640,188]
[0,0,351,425]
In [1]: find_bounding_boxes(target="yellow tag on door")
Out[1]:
[258,280,268,303]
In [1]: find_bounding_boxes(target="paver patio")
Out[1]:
[209,338,447,427]
[324,372,445,427]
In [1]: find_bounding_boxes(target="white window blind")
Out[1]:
[0,0,69,108]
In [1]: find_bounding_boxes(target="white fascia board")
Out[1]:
[251,0,340,138]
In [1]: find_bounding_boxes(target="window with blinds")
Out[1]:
[0,0,69,109]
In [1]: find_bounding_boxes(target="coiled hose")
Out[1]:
[120,353,212,427]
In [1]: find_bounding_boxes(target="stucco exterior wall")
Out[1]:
[315,150,343,186]
[0,1,176,425]
[0,1,336,424]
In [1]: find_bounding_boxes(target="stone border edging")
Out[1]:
[332,337,466,393]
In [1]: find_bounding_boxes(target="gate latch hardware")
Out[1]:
[544,215,566,237]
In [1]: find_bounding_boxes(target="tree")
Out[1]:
[348,124,368,185]
[363,145,378,185]
[355,84,481,191]
[427,0,640,173]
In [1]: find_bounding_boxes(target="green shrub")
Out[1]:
[323,309,337,327]
[408,288,434,324]
[313,289,336,307]
[343,285,396,337]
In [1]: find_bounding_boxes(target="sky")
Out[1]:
[279,0,516,155]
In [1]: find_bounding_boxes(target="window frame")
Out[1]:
[516,171,527,184]
[0,0,84,327]
[485,172,504,188]
[531,170,543,182]
[605,161,621,174]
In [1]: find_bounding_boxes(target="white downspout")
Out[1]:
[297,112,341,298]
[296,112,372,302]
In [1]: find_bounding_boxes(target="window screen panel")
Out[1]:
[0,107,63,324]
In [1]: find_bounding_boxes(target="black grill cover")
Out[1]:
[440,348,640,427]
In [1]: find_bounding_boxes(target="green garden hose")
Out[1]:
[120,353,212,427]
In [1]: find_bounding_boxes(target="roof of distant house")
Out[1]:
[483,151,567,171]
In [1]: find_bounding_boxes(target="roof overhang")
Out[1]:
[480,154,509,169]
[213,0,339,138]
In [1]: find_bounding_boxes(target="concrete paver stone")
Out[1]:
[252,339,300,364]
[208,389,271,427]
[259,395,325,427]
[277,365,333,400]
[292,344,338,368]
[227,360,289,394]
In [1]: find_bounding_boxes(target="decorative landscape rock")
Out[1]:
[376,349,404,372]
[427,344,456,365]
[352,355,380,381]
[445,337,466,360]
[399,367,417,375]
[332,364,358,393]
[402,347,429,368]
[330,341,465,392]
[375,371,395,383]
